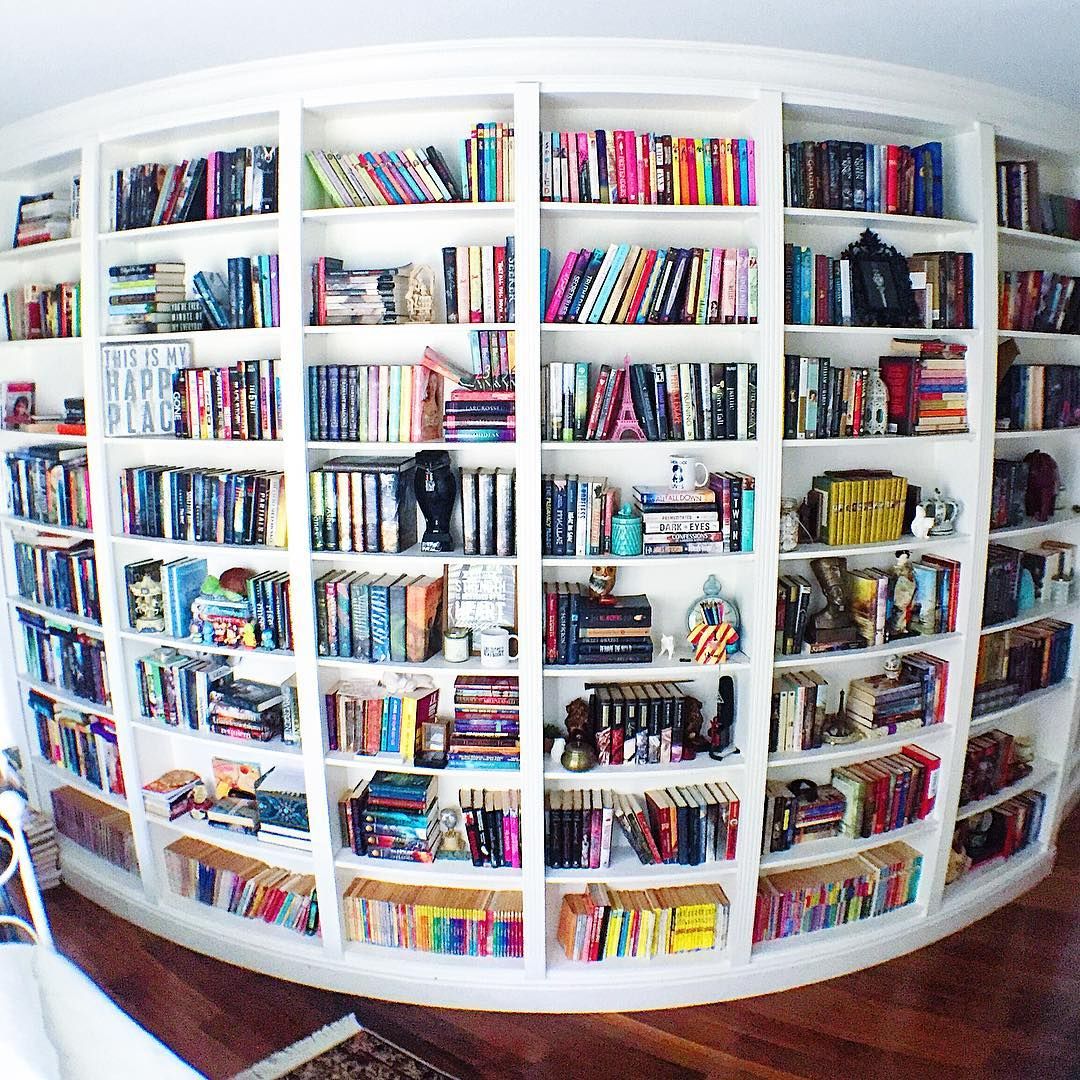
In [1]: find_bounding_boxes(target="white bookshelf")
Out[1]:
[0,40,1076,1011]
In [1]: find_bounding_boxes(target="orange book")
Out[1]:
[405,575,444,662]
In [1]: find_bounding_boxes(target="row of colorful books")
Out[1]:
[110,148,278,231]
[13,535,99,623]
[543,244,758,325]
[753,842,922,944]
[449,676,520,771]
[998,271,1080,335]
[973,619,1072,716]
[846,556,960,645]
[19,611,110,706]
[441,240,516,324]
[119,467,287,547]
[3,282,80,340]
[586,681,701,767]
[309,455,416,553]
[324,678,439,759]
[313,571,443,663]
[12,189,75,248]
[342,879,523,957]
[29,689,123,796]
[997,364,1080,432]
[172,361,281,440]
[50,786,137,874]
[306,142,462,207]
[544,588,653,666]
[878,342,969,436]
[996,158,1080,239]
[785,140,944,217]
[542,360,756,443]
[557,882,730,961]
[541,130,755,206]
[6,444,91,528]
[846,654,949,730]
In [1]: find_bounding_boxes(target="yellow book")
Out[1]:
[895,477,909,538]
[724,140,736,207]
[613,248,650,323]
[467,245,482,321]
[832,481,848,545]
[398,364,412,441]
[507,330,516,374]
[694,139,707,205]
[399,694,417,764]
[671,139,682,206]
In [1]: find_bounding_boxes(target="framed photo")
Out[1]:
[844,229,921,328]
[442,562,517,653]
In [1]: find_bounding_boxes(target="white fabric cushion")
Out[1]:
[0,942,63,1080]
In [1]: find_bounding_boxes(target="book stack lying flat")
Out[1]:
[449,676,520,770]
[877,340,969,436]
[324,678,439,760]
[345,772,440,862]
[309,455,416,554]
[342,879,523,956]
[21,807,62,890]
[973,619,1072,718]
[142,768,201,821]
[445,387,516,443]
[441,240,515,323]
[163,837,319,937]
[50,786,138,873]
[558,882,730,962]
[762,781,847,853]
[845,653,948,737]
[206,794,259,836]
[636,477,754,555]
[208,679,285,743]
[107,262,189,335]
[544,589,653,666]
[459,789,521,868]
[754,842,923,944]
[311,257,406,325]
[588,681,702,766]
[28,689,123,796]
[13,191,71,247]
[254,767,311,851]
[459,468,515,554]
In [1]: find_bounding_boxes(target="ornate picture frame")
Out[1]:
[843,229,921,328]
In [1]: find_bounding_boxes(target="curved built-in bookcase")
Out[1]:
[1,40,1079,1010]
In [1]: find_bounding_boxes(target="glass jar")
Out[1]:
[779,498,800,553]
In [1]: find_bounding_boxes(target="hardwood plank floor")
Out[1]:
[42,807,1080,1080]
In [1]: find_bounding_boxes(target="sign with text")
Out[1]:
[101,340,190,436]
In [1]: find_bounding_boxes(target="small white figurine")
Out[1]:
[550,737,566,763]
[910,503,933,540]
[659,634,675,661]
[404,264,435,324]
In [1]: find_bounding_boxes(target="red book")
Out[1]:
[900,745,941,819]
[623,247,657,323]
[493,245,507,323]
[598,367,625,439]
[614,130,628,205]
[886,145,900,213]
[584,366,611,439]
[544,585,558,663]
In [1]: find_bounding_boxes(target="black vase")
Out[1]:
[414,450,457,552]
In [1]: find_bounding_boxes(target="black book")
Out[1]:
[628,365,659,440]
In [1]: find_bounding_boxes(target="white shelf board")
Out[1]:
[995,427,1080,441]
[334,847,522,887]
[768,722,951,769]
[305,322,510,335]
[759,818,938,874]
[108,533,290,559]
[545,842,738,884]
[104,327,279,346]
[774,631,960,670]
[541,439,755,451]
[308,441,515,453]
[57,836,143,904]
[980,601,1079,635]
[989,510,1080,540]
[545,652,750,678]
[0,337,81,353]
[997,227,1080,252]
[785,209,975,232]
[941,843,1050,911]
[954,759,1057,822]
[312,545,516,566]
[118,628,296,662]
[543,202,757,218]
[782,433,972,448]
[98,213,279,243]
[130,717,303,762]
[6,596,101,634]
[997,330,1080,341]
[543,945,733,982]
[543,551,754,567]
[319,655,517,676]
[341,939,525,972]
[0,516,94,540]
[0,429,86,447]
[325,750,520,778]
[150,812,315,872]
[544,750,744,782]
[16,673,112,718]
[0,237,81,263]
[751,902,925,962]
[103,435,283,451]
[31,756,129,812]
[542,322,757,334]
[162,892,325,955]
[779,533,969,561]
[304,203,513,223]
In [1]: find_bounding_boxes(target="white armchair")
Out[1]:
[0,790,204,1079]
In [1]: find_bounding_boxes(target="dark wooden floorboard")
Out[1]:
[40,807,1080,1080]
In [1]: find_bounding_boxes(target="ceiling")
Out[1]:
[1,0,1076,128]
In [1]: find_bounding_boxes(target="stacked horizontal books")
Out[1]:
[762,782,846,853]
[306,143,460,207]
[342,879,523,956]
[142,768,200,821]
[543,359,757,442]
[164,837,319,937]
[953,790,1046,868]
[3,282,80,339]
[805,468,909,546]
[207,679,285,743]
[997,364,1080,431]
[309,455,416,553]
[785,140,943,216]
[445,387,516,443]
[588,681,702,766]
[460,789,521,868]
[459,468,515,554]
[173,360,280,440]
[972,618,1072,716]
[306,360,445,443]
[20,808,61,891]
[323,678,439,759]
[844,556,961,645]
[878,340,969,435]
[254,767,311,852]
[118,467,287,546]
[768,669,826,752]
[998,271,1080,334]
[12,191,72,247]
[543,244,758,325]
[557,882,731,962]
[635,477,754,555]
[544,588,653,666]
[106,262,195,335]
[311,256,405,326]
[346,772,440,862]
[314,571,443,663]
[19,611,109,706]
[959,729,1032,805]
[50,786,137,873]
[13,535,99,622]
[753,842,923,944]
[6,443,91,527]
[191,256,280,330]
[449,675,520,770]
[441,240,515,323]
[542,130,755,205]
[28,689,123,795]
[845,653,949,737]
[997,159,1080,239]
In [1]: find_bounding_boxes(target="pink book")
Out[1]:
[589,799,603,869]
[747,140,757,205]
[736,248,749,324]
[721,248,737,323]
[576,133,589,200]
[707,247,724,324]
[206,153,217,219]
[567,134,580,204]
[544,250,579,322]
[623,131,639,205]
[638,133,650,204]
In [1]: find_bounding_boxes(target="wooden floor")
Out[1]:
[42,808,1080,1080]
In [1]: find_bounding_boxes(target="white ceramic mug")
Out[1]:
[670,455,709,491]
[478,625,518,668]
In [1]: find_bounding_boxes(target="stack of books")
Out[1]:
[544,588,653,666]
[997,159,1080,239]
[441,240,515,324]
[323,678,439,760]
[459,467,515,554]
[19,611,109,705]
[449,675,520,770]
[806,468,909,547]
[2,282,80,340]
[983,543,1024,625]
[311,257,405,326]
[634,478,754,555]
[989,458,1031,528]
[207,679,285,743]
[959,729,1031,805]
[588,681,703,766]
[254,767,310,851]
[12,191,72,247]
[954,790,1045,869]
[445,386,516,443]
[997,364,1080,431]
[542,131,755,205]
[768,670,827,752]
[50,786,138,873]
[973,618,1072,715]
[107,262,190,335]
[142,769,201,821]
[543,360,757,442]
[309,455,416,553]
[6,444,91,527]
[878,341,969,436]
[998,271,1080,334]
[20,808,62,891]
[845,653,949,736]
[28,689,123,796]
[173,361,280,440]
[543,244,758,325]
[348,772,440,862]
[13,535,99,622]
[460,789,521,868]
[461,122,513,202]
[306,143,460,207]
[313,571,443,663]
[762,781,847,853]
[558,882,730,962]
[785,140,943,216]
[844,556,961,644]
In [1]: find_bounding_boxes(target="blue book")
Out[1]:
[388,151,424,203]
[586,243,630,323]
[486,123,497,201]
[539,247,550,313]
[192,270,229,330]
[388,575,409,662]
[350,573,370,661]
[741,483,755,553]
[307,365,320,439]
[567,585,580,665]
[738,139,750,205]
[166,557,207,637]
[386,695,402,753]
[336,576,352,658]
[368,573,397,662]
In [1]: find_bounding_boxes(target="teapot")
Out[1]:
[924,488,961,536]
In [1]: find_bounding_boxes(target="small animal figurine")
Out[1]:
[910,503,933,540]
[587,565,617,600]
[659,634,675,660]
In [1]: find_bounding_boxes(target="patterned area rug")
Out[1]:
[232,1015,460,1080]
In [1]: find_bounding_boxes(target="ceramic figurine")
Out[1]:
[587,565,617,599]
[889,551,917,637]
[866,372,889,435]
[404,264,435,323]
[610,503,643,556]
[926,488,962,536]
[659,634,675,660]
[910,503,933,540]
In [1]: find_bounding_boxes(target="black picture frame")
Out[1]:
[844,229,921,328]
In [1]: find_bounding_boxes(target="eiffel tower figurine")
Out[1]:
[608,354,647,441]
